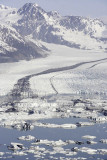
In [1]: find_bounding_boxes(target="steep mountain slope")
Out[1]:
[0,4,20,25]
[0,4,47,63]
[0,24,45,62]
[14,3,106,50]
[0,3,107,62]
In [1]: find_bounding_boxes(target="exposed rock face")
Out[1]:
[0,24,45,63]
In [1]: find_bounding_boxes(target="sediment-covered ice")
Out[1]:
[86,140,97,144]
[76,122,94,127]
[100,139,107,144]
[8,142,23,150]
[98,149,107,155]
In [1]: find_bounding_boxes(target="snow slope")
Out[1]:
[16,3,106,51]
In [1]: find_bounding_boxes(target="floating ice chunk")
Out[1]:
[66,152,77,156]
[53,146,67,154]
[79,147,97,154]
[18,135,35,141]
[100,139,107,144]
[12,151,27,156]
[60,124,77,129]
[82,135,96,140]
[71,147,79,152]
[26,149,35,154]
[98,149,107,155]
[1,120,17,126]
[74,103,85,107]
[86,140,97,144]
[75,141,84,145]
[8,142,23,150]
[53,140,67,146]
[76,122,94,127]
[14,122,34,131]
[32,139,71,147]
[36,122,77,129]
[66,140,75,144]
[93,116,107,122]
[26,146,46,155]
[32,139,52,145]
[0,152,4,156]
[32,146,46,151]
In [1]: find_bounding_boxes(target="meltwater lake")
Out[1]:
[0,117,107,160]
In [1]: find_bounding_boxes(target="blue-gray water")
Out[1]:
[0,117,107,160]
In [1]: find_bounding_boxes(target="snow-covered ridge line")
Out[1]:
[0,3,107,63]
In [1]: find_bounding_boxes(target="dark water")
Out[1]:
[0,117,107,160]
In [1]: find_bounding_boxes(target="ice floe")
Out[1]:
[8,142,23,150]
[86,140,97,145]
[12,151,27,156]
[0,152,4,156]
[82,135,96,140]
[76,122,94,127]
[98,149,107,155]
[100,139,107,144]
[18,135,35,141]
[79,147,97,154]
[35,122,77,129]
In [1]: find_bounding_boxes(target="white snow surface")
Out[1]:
[0,42,107,96]
[0,4,107,52]
[82,135,96,140]
[0,5,21,25]
[18,135,35,141]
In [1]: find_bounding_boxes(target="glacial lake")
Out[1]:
[0,117,107,160]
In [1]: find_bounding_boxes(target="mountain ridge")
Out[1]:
[0,3,107,63]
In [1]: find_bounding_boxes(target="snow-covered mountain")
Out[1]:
[0,3,107,62]
[0,23,46,62]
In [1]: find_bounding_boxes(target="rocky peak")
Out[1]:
[0,3,106,63]
[47,11,61,18]
[18,3,46,17]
